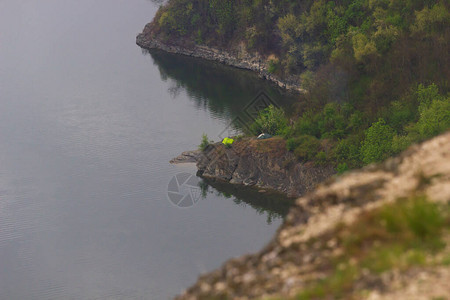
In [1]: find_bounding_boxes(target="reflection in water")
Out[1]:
[145,49,298,130]
[199,179,294,224]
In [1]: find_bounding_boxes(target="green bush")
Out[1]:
[347,111,366,131]
[416,83,442,111]
[286,137,301,152]
[391,134,412,154]
[294,112,320,138]
[395,85,450,146]
[198,133,212,151]
[336,162,349,174]
[386,101,416,132]
[315,151,328,165]
[415,97,450,139]
[251,105,288,136]
[293,135,321,161]
[360,119,395,164]
[267,57,280,74]
[333,136,362,167]
[318,103,347,139]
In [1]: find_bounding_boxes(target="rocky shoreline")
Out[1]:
[169,150,201,164]
[136,23,303,92]
[171,137,335,199]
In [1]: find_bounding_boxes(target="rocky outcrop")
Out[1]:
[170,150,201,164]
[176,132,450,300]
[196,137,335,198]
[136,23,303,92]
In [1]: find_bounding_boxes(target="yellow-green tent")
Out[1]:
[222,137,234,146]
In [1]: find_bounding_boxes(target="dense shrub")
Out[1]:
[294,112,321,138]
[315,151,328,165]
[251,105,288,136]
[360,119,395,164]
[333,135,362,168]
[386,101,416,133]
[415,97,450,139]
[318,103,347,139]
[292,135,321,161]
[336,162,349,174]
[286,137,302,152]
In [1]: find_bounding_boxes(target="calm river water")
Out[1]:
[0,1,295,299]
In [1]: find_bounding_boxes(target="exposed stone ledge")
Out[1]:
[136,24,303,93]
[170,150,202,164]
[195,137,335,198]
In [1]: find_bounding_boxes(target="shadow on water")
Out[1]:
[143,49,298,127]
[199,178,295,224]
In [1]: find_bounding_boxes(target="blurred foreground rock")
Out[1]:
[176,132,450,300]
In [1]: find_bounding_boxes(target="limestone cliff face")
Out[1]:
[136,23,303,92]
[196,137,335,198]
[177,132,450,300]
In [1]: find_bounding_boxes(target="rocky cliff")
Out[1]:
[136,23,303,92]
[177,132,450,300]
[196,137,335,198]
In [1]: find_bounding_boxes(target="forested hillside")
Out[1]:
[149,0,449,170]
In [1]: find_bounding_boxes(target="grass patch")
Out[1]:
[295,195,449,299]
[298,265,358,300]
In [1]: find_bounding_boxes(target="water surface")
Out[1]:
[0,1,294,299]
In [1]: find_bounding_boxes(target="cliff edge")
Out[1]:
[196,137,335,198]
[177,132,450,299]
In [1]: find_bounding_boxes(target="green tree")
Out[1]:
[209,0,235,39]
[415,98,450,139]
[294,111,320,137]
[411,3,450,36]
[361,118,395,164]
[334,136,362,167]
[416,83,441,112]
[318,103,347,139]
[352,32,377,62]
